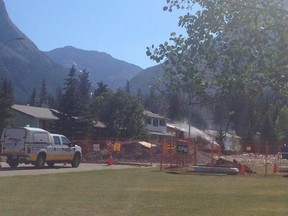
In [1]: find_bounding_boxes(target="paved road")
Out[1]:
[0,162,136,177]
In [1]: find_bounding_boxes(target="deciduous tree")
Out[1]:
[90,89,147,139]
[147,0,288,136]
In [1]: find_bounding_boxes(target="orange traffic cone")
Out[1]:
[240,164,246,174]
[107,155,113,165]
[273,164,278,173]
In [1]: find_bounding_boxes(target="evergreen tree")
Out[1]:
[78,69,91,115]
[0,79,14,132]
[125,80,130,93]
[167,93,182,121]
[60,66,80,117]
[93,81,108,97]
[29,88,37,106]
[39,80,48,107]
[275,106,288,143]
[52,66,92,138]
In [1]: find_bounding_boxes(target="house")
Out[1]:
[10,104,58,130]
[205,130,241,152]
[10,104,107,136]
[143,110,175,144]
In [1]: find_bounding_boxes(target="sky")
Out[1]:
[4,0,192,69]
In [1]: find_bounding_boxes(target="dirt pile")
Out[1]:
[207,157,255,173]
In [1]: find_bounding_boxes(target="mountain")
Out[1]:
[45,46,143,89]
[130,64,164,94]
[0,0,67,101]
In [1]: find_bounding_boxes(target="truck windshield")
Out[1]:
[61,137,71,146]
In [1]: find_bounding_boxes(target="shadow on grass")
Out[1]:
[0,165,70,172]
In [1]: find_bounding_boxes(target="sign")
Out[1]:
[168,143,175,151]
[162,143,175,153]
[114,142,121,152]
[162,143,168,153]
[177,144,188,155]
[93,144,100,152]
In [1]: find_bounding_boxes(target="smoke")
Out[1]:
[169,121,214,141]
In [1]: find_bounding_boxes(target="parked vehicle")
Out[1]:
[0,127,82,168]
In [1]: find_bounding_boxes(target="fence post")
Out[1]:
[265,141,269,176]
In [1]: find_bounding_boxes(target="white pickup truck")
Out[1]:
[0,127,82,168]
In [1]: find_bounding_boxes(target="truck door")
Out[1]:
[59,136,74,161]
[46,135,62,161]
[2,128,25,155]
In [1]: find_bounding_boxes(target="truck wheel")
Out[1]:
[35,153,46,169]
[71,153,81,168]
[8,159,19,168]
[47,162,55,168]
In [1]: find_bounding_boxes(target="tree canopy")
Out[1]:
[52,66,92,138]
[147,0,288,139]
[90,89,147,140]
[0,79,13,132]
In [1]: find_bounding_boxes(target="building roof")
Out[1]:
[11,104,58,120]
[144,110,166,119]
[148,130,175,137]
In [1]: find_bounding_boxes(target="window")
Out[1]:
[153,118,159,126]
[146,117,152,125]
[61,136,71,146]
[160,119,166,126]
[53,136,61,145]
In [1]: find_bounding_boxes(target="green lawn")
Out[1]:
[0,167,287,216]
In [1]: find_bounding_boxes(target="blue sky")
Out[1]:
[4,0,191,69]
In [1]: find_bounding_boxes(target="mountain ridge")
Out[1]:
[0,0,67,101]
[0,0,161,100]
[45,46,143,89]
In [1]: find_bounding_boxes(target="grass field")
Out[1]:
[0,167,287,216]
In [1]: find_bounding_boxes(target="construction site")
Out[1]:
[78,136,288,176]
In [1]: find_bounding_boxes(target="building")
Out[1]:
[205,130,241,152]
[144,110,175,144]
[10,104,58,130]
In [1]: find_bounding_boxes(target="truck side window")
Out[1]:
[53,136,61,145]
[61,137,71,146]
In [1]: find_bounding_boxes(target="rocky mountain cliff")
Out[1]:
[0,0,160,101]
[45,46,143,89]
[0,0,67,101]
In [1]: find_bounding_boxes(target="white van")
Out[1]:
[0,127,82,168]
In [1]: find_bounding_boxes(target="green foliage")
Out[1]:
[78,69,91,116]
[275,106,288,142]
[0,79,14,132]
[90,89,147,139]
[167,0,288,96]
[52,66,92,138]
[125,80,130,93]
[89,89,113,122]
[39,80,48,106]
[167,93,183,121]
[144,88,169,116]
[93,81,108,98]
[29,88,37,106]
[147,0,288,137]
